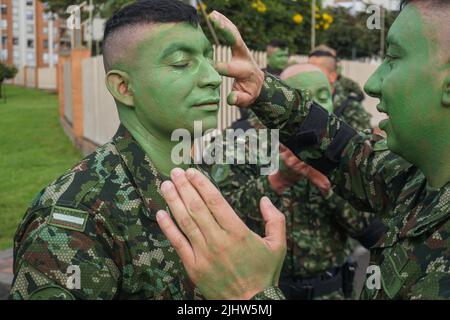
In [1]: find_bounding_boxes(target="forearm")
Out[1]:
[250,73,405,214]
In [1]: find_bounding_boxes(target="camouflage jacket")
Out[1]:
[333,80,372,131]
[334,76,365,103]
[9,124,284,300]
[213,116,379,282]
[250,73,450,300]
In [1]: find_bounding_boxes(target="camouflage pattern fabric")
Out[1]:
[333,78,372,131]
[10,124,287,300]
[334,76,365,103]
[10,125,207,300]
[204,123,378,300]
[250,73,450,300]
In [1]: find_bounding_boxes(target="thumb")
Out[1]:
[259,197,286,250]
[227,91,254,107]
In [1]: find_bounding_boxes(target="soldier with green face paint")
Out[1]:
[309,46,372,131]
[199,0,450,299]
[265,40,289,77]
[9,0,285,300]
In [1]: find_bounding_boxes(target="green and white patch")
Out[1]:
[48,206,88,232]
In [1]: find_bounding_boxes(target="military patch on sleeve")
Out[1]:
[47,205,88,232]
[29,285,76,300]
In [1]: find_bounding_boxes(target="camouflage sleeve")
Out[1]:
[9,207,120,300]
[251,286,286,300]
[340,101,372,131]
[326,191,374,234]
[203,131,285,226]
[250,73,413,215]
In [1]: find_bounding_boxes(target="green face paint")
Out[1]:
[364,5,450,187]
[131,23,222,135]
[284,70,333,112]
[268,48,289,71]
[113,23,222,176]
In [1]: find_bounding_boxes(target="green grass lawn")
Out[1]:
[0,85,82,249]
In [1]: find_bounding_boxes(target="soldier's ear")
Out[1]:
[105,70,134,108]
[442,75,450,108]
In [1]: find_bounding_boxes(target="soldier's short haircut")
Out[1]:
[400,0,450,8]
[267,40,288,50]
[102,0,200,72]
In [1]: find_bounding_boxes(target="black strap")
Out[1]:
[351,218,388,249]
[334,96,358,117]
[284,103,358,175]
[279,267,344,300]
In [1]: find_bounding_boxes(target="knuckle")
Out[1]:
[206,193,222,208]
[188,200,204,213]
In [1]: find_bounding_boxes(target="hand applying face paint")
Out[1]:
[209,11,264,107]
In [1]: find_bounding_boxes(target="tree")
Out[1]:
[0,63,18,99]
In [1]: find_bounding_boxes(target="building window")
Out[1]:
[43,39,48,49]
[27,39,34,48]
[26,0,34,6]
[1,4,7,15]
[27,24,34,34]
[0,19,7,29]
[1,36,7,46]
[13,37,18,45]
[26,10,34,20]
[43,27,48,34]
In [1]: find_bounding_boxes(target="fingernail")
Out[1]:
[161,181,173,193]
[171,168,184,178]
[261,196,272,207]
[186,168,196,180]
[156,210,167,220]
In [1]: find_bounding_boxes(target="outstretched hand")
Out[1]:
[156,168,286,300]
[209,10,265,107]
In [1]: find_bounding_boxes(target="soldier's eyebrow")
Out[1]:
[161,43,196,58]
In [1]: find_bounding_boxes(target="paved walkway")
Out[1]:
[0,248,13,300]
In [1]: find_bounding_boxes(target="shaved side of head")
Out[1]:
[307,56,337,74]
[103,24,152,72]
[280,63,323,80]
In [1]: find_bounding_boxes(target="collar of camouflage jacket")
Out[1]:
[376,175,450,248]
[112,125,170,221]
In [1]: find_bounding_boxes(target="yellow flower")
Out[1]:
[322,13,334,23]
[196,2,207,11]
[293,13,304,24]
[257,3,267,13]
[323,23,330,30]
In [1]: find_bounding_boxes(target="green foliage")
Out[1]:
[201,0,321,53]
[45,0,397,59]
[317,6,398,59]
[0,63,18,82]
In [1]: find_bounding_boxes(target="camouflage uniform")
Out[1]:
[9,125,284,300]
[333,78,372,131]
[250,73,450,300]
[334,76,365,103]
[214,105,382,299]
